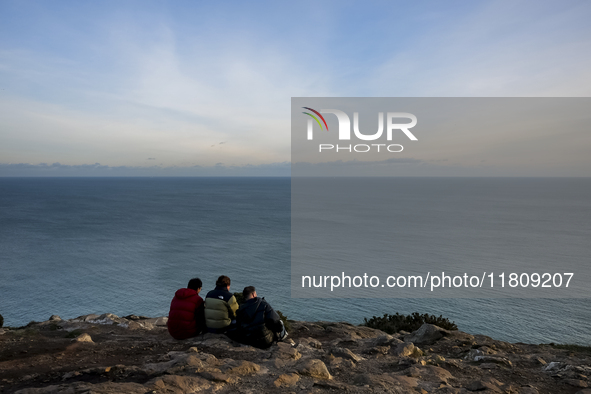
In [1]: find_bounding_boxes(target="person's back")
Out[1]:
[204,275,239,333]
[167,278,205,340]
[233,286,286,349]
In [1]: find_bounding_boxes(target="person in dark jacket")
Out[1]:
[230,286,287,349]
[204,275,239,333]
[167,277,206,340]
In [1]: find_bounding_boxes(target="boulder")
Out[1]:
[331,347,364,362]
[74,333,93,343]
[394,342,422,357]
[225,360,261,376]
[299,359,332,380]
[274,373,300,387]
[199,371,234,383]
[404,323,450,345]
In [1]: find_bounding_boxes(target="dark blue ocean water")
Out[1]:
[0,177,589,345]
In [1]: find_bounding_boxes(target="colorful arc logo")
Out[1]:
[302,107,329,131]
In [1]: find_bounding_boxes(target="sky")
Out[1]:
[1,0,590,176]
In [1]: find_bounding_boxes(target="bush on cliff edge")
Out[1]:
[362,312,457,334]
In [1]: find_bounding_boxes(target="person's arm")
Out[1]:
[195,297,206,332]
[263,301,283,332]
[227,295,239,320]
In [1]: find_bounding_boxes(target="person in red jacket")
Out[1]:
[167,278,206,340]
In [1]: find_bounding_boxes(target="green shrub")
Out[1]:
[233,292,245,306]
[276,310,291,332]
[362,312,457,334]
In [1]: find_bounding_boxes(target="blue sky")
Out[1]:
[1,0,591,176]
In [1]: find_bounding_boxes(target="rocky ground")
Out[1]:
[1,314,590,393]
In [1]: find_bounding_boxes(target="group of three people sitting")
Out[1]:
[167,275,287,349]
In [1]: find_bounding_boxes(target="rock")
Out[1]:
[404,323,450,345]
[150,375,212,393]
[575,390,591,394]
[80,314,100,322]
[226,360,260,375]
[180,354,203,368]
[391,375,419,388]
[465,379,502,392]
[274,373,300,387]
[328,355,356,370]
[429,354,445,365]
[298,337,322,349]
[198,336,232,348]
[313,380,349,390]
[74,333,93,343]
[61,371,81,380]
[0,313,3,328]
[142,316,168,328]
[48,315,61,322]
[365,345,391,355]
[474,355,513,368]
[479,362,498,369]
[272,341,301,367]
[478,345,497,355]
[199,371,233,383]
[331,347,364,362]
[299,359,332,380]
[373,334,398,345]
[519,386,539,394]
[565,380,588,388]
[354,373,397,388]
[544,361,565,372]
[407,365,454,384]
[395,342,417,357]
[465,349,484,361]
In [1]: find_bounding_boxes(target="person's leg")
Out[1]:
[276,320,287,341]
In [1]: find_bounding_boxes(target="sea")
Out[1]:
[0,177,590,345]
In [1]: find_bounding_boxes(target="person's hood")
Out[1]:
[175,288,198,299]
[240,297,262,317]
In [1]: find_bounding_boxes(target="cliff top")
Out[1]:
[1,313,590,394]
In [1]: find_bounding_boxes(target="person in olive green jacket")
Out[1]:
[204,275,239,333]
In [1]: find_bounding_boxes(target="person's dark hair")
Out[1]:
[243,286,256,299]
[187,278,202,291]
[216,275,231,288]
